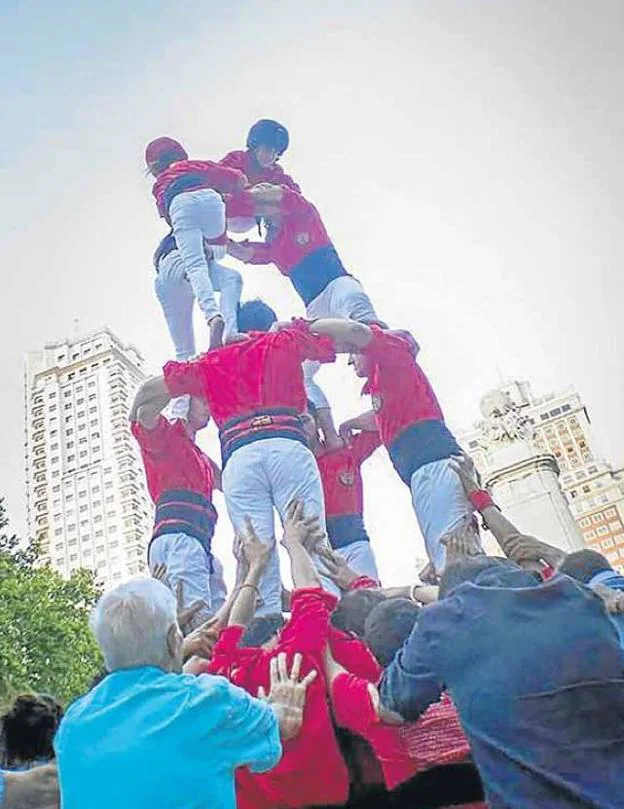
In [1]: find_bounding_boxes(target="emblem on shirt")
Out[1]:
[371,394,383,413]
[295,231,310,246]
[339,471,355,487]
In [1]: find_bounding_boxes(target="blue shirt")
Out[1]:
[54,666,282,809]
[380,566,624,809]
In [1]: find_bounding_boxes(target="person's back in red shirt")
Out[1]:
[207,588,350,808]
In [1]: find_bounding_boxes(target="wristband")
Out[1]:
[239,583,261,597]
[410,582,425,603]
[468,489,495,512]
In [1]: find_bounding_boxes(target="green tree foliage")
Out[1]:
[0,497,102,705]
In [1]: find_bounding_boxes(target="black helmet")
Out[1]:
[246,119,290,155]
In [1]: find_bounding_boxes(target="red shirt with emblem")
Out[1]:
[130,416,216,502]
[204,589,350,809]
[163,321,336,428]
[219,150,301,192]
[362,326,445,447]
[152,159,245,220]
[226,187,333,275]
[316,431,381,517]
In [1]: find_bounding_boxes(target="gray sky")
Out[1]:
[1,0,623,586]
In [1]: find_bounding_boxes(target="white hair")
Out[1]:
[89,578,178,672]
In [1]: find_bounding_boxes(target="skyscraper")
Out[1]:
[24,328,153,589]
[459,380,624,571]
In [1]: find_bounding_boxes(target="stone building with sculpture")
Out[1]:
[459,380,624,571]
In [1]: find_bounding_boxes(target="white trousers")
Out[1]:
[168,188,227,326]
[304,276,380,408]
[222,438,327,615]
[336,539,380,582]
[410,458,478,575]
[155,249,242,359]
[148,532,225,621]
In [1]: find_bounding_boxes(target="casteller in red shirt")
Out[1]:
[314,430,381,552]
[357,326,462,487]
[226,186,354,308]
[220,149,300,192]
[203,588,350,809]
[152,159,246,223]
[163,320,336,467]
[130,415,219,561]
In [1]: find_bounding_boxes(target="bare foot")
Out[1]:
[208,316,225,350]
[225,331,251,345]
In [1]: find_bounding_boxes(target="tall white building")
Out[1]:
[25,328,153,590]
[459,380,624,572]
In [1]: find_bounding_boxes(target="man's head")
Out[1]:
[240,613,285,649]
[90,579,183,674]
[560,549,614,585]
[187,395,211,431]
[246,119,290,167]
[364,598,421,667]
[330,589,386,637]
[439,555,535,599]
[145,137,188,177]
[237,299,278,333]
[348,351,372,379]
[2,693,63,766]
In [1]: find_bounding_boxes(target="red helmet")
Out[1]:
[145,137,188,167]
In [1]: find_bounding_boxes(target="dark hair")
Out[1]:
[237,299,278,333]
[364,598,421,667]
[439,556,517,598]
[240,613,285,647]
[330,589,386,637]
[1,694,63,766]
[560,549,613,585]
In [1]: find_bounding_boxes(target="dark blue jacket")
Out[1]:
[380,564,624,808]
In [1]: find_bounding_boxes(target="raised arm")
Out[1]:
[281,501,325,590]
[308,319,372,351]
[229,519,273,628]
[129,376,171,428]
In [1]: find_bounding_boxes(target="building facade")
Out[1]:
[459,380,624,571]
[24,328,153,590]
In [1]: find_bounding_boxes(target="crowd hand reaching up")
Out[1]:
[152,564,206,634]
[258,652,317,741]
[282,500,328,554]
[504,532,567,569]
[448,453,481,496]
[441,521,483,566]
[317,547,360,591]
[240,516,274,572]
[419,561,438,586]
[181,615,223,662]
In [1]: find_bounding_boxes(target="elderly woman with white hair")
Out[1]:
[54,577,314,809]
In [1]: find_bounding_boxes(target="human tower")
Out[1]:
[131,120,482,617]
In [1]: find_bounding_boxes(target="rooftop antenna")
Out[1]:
[73,317,80,340]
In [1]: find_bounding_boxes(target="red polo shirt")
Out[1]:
[316,431,381,517]
[219,150,301,191]
[130,416,216,503]
[205,588,349,808]
[163,321,336,428]
[226,187,333,276]
[362,326,445,447]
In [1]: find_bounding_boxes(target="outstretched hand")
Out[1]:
[448,453,481,496]
[182,614,223,662]
[239,517,274,571]
[441,521,483,565]
[282,500,328,554]
[503,532,566,568]
[175,579,206,634]
[258,652,317,741]
[317,547,360,591]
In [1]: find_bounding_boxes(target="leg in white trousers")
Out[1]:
[336,540,380,582]
[304,276,381,409]
[148,532,213,621]
[410,458,479,575]
[168,188,226,325]
[222,438,327,615]
[155,251,243,355]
